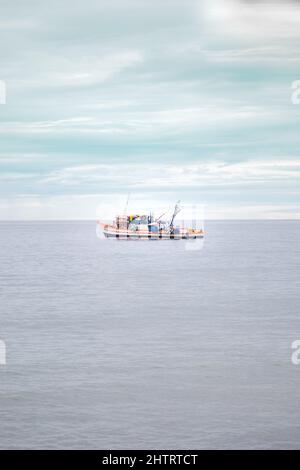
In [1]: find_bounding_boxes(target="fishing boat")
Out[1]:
[97,202,204,240]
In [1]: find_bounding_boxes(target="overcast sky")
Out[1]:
[1,0,300,219]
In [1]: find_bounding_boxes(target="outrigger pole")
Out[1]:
[169,200,181,230]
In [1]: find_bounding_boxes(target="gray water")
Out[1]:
[0,220,300,449]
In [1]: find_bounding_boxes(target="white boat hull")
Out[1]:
[97,222,204,240]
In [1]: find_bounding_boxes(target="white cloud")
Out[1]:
[202,46,300,64]
[13,50,143,89]
[0,194,299,220]
[0,18,38,31]
[0,117,125,135]
[0,153,46,164]
[54,50,143,86]
[0,104,278,137]
[200,0,300,40]
[207,203,300,220]
[40,160,300,188]
[0,172,37,181]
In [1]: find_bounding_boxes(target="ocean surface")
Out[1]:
[0,220,300,450]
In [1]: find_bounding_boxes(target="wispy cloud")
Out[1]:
[0,105,284,137]
[1,195,299,220]
[11,50,143,90]
[202,46,300,64]
[40,160,300,188]
[1,0,300,219]
[201,0,300,40]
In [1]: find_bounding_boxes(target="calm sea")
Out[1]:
[0,220,299,449]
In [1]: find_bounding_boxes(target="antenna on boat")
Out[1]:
[123,193,130,216]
